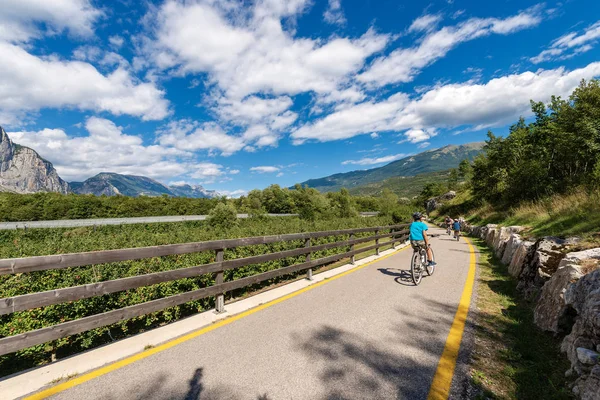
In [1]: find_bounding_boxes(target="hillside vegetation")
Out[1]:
[299,142,484,193]
[431,79,600,238]
[349,170,450,198]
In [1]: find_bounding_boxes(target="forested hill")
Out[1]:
[299,142,484,193]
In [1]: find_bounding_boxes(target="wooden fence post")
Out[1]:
[350,233,356,265]
[305,238,313,280]
[375,229,380,256]
[214,249,225,314]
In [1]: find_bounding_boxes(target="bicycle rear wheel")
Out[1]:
[425,247,435,276]
[411,251,423,285]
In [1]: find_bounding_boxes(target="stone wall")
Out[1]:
[460,221,600,399]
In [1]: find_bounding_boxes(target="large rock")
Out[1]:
[0,127,69,194]
[517,237,568,300]
[509,240,534,278]
[493,226,524,259]
[578,364,600,400]
[485,225,498,247]
[534,262,584,333]
[502,234,521,265]
[424,191,456,214]
[533,247,600,333]
[561,269,600,377]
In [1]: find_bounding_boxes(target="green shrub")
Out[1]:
[207,203,238,229]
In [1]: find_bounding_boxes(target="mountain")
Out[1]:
[299,142,485,193]
[71,173,220,198]
[168,183,221,198]
[71,173,174,197]
[0,126,69,194]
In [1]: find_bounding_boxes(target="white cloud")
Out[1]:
[8,117,186,181]
[418,142,431,149]
[229,169,240,175]
[359,7,542,86]
[145,0,389,100]
[0,42,170,124]
[408,14,442,33]
[531,20,600,64]
[293,62,600,143]
[188,163,227,182]
[370,132,379,139]
[404,128,437,143]
[342,153,409,166]
[276,172,284,177]
[250,166,280,173]
[292,93,410,143]
[157,120,245,156]
[109,35,125,48]
[323,0,346,26]
[217,96,293,126]
[0,0,102,43]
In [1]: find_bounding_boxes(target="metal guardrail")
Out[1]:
[0,224,408,356]
[0,212,379,230]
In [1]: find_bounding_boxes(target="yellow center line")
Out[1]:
[24,245,410,400]
[427,237,477,400]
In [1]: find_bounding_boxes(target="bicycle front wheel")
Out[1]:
[411,251,423,285]
[425,247,435,276]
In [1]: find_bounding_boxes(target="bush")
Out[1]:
[207,203,238,229]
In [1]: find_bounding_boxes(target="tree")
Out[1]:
[458,159,473,180]
[447,168,459,190]
[328,188,358,218]
[378,189,398,216]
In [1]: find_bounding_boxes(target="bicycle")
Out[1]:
[411,244,435,285]
[446,225,452,235]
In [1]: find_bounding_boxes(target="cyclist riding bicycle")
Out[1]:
[453,218,461,240]
[409,212,436,267]
[444,215,452,234]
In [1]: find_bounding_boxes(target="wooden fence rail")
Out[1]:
[0,224,409,356]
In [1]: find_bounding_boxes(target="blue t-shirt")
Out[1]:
[410,221,428,241]
[453,221,461,230]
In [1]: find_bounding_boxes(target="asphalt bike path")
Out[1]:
[28,227,475,400]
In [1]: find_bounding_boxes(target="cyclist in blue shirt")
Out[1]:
[453,219,461,240]
[409,212,436,266]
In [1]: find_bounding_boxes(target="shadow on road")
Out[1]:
[293,298,460,400]
[100,366,272,400]
[377,267,416,286]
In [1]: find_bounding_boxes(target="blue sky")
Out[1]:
[1,0,599,196]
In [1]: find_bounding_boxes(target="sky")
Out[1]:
[1,0,600,197]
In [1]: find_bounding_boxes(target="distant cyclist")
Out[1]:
[410,212,436,267]
[453,218,461,240]
[444,215,452,234]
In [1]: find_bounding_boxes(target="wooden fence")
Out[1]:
[0,224,409,356]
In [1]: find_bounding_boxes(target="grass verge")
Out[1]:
[468,238,573,400]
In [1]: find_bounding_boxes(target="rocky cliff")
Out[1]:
[0,127,69,194]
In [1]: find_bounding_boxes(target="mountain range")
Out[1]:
[0,126,220,198]
[298,142,485,193]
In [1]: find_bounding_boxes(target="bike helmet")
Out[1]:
[412,212,423,220]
